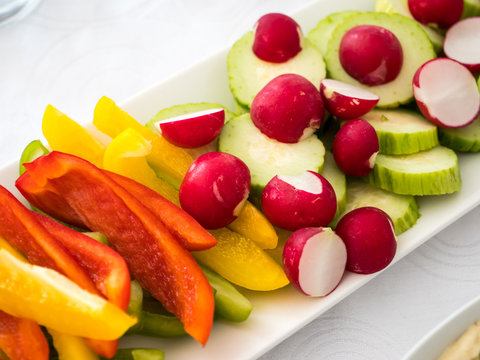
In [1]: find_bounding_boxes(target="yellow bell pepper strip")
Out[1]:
[16,152,214,346]
[93,97,278,249]
[0,311,49,360]
[42,104,105,168]
[103,128,179,205]
[0,249,136,339]
[194,228,289,291]
[48,329,99,360]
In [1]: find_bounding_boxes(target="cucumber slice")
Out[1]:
[307,11,359,57]
[332,179,419,235]
[375,0,445,52]
[361,109,438,155]
[218,114,325,199]
[227,31,326,108]
[463,0,480,18]
[322,151,347,217]
[145,102,235,133]
[438,116,480,152]
[366,146,461,195]
[110,348,165,360]
[325,12,436,108]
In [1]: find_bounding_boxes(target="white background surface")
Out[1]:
[1,1,480,359]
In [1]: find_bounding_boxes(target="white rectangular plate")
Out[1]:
[2,0,480,359]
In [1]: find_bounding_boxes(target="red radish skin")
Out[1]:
[339,25,403,86]
[408,0,463,29]
[444,17,480,72]
[155,108,225,148]
[251,74,325,143]
[320,79,380,120]
[261,171,337,231]
[335,207,397,274]
[252,13,302,63]
[413,58,480,128]
[179,152,251,229]
[333,119,379,177]
[283,227,347,297]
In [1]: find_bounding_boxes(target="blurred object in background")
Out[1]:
[0,0,40,26]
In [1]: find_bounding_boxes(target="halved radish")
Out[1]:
[261,171,337,231]
[154,108,225,148]
[335,207,396,274]
[408,0,463,29]
[333,118,379,177]
[252,13,302,63]
[339,25,403,86]
[444,17,480,72]
[251,73,325,143]
[179,152,251,229]
[282,227,347,297]
[413,58,480,128]
[320,79,379,120]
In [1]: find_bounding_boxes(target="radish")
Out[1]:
[408,0,463,29]
[252,13,302,63]
[444,17,480,72]
[333,118,379,177]
[320,79,380,120]
[282,227,347,297]
[154,108,225,148]
[339,25,403,86]
[250,73,325,143]
[179,152,251,229]
[335,207,397,274]
[413,58,480,128]
[261,171,337,231]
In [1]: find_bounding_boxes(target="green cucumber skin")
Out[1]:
[367,154,462,196]
[326,12,436,108]
[200,265,253,323]
[19,139,50,175]
[307,10,359,57]
[125,280,144,334]
[438,125,480,153]
[106,348,165,360]
[462,0,480,18]
[322,151,347,218]
[375,128,438,155]
[134,311,186,338]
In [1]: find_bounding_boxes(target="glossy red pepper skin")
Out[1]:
[17,152,215,345]
[0,311,49,360]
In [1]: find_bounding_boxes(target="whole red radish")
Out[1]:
[283,227,347,297]
[179,152,251,229]
[252,13,302,63]
[413,58,480,128]
[408,0,463,29]
[444,17,480,72]
[261,171,337,231]
[333,118,379,177]
[154,108,225,148]
[251,74,325,143]
[320,79,379,120]
[335,207,396,274]
[339,25,403,86]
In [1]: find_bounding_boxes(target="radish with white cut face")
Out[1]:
[413,58,480,128]
[179,152,251,229]
[408,0,463,29]
[320,79,379,120]
[251,74,325,143]
[444,17,480,72]
[252,13,303,63]
[333,118,379,177]
[154,108,225,148]
[335,207,397,274]
[282,227,347,297]
[261,171,336,231]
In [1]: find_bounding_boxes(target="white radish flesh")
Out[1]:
[282,227,347,297]
[413,58,480,128]
[444,17,480,72]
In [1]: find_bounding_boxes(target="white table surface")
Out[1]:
[1,1,480,359]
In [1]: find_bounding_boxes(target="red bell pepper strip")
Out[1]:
[16,151,215,345]
[0,311,49,360]
[106,170,216,251]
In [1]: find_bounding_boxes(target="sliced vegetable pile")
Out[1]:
[1,0,480,358]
